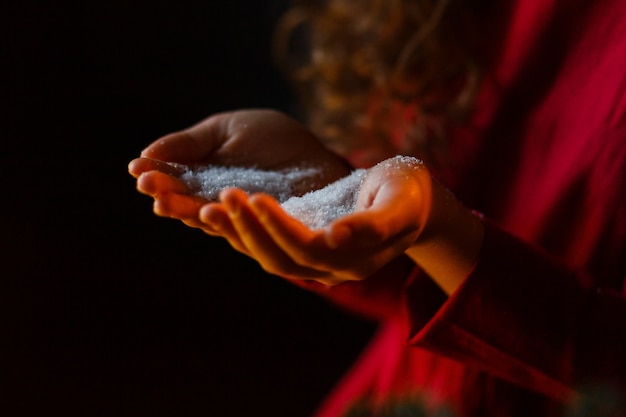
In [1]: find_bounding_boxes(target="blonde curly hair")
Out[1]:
[274,0,480,168]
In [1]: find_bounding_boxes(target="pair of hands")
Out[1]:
[128,110,434,286]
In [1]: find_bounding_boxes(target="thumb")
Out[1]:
[140,113,231,162]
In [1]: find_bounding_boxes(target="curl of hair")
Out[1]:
[274,0,480,168]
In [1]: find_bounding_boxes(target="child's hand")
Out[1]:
[197,156,433,286]
[128,109,351,234]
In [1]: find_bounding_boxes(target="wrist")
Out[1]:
[405,179,484,295]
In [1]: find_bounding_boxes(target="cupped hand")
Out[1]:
[198,156,433,286]
[128,109,351,233]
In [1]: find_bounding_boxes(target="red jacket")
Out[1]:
[293,1,626,416]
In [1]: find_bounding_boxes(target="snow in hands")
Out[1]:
[177,155,422,230]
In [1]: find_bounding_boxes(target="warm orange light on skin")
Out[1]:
[128,108,484,294]
[405,178,484,296]
[338,156,484,296]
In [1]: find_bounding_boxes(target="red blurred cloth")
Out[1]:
[292,0,626,416]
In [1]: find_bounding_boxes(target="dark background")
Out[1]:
[1,1,375,416]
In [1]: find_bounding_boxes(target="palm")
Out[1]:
[128,110,350,232]
[197,155,432,285]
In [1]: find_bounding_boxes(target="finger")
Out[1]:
[326,209,418,250]
[247,193,398,279]
[247,194,332,267]
[199,203,251,256]
[153,192,207,219]
[221,189,331,280]
[137,171,191,196]
[129,157,187,178]
[140,114,230,162]
[248,194,409,281]
[179,217,221,235]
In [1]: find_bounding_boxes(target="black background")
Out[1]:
[2,1,375,416]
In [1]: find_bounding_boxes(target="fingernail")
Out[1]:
[220,197,238,217]
[219,192,240,218]
[248,199,267,221]
[201,208,220,229]
[227,203,240,218]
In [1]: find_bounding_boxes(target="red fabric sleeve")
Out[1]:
[406,220,626,401]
